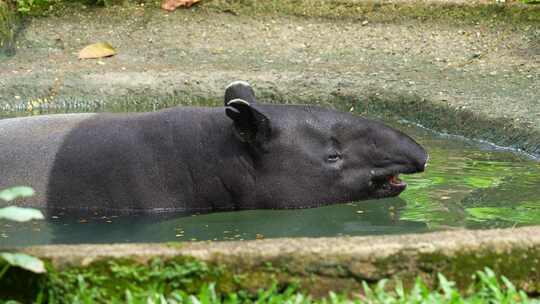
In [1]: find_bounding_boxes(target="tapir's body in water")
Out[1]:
[0,82,428,214]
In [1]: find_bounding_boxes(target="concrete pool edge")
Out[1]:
[4,226,540,295]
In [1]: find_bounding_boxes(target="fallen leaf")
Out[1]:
[78,42,117,59]
[161,0,201,11]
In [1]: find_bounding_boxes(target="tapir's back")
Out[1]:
[0,107,229,213]
[0,113,96,207]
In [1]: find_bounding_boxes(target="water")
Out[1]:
[1,111,540,247]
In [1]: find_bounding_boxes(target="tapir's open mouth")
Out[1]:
[369,154,428,199]
[388,175,406,187]
[370,169,416,198]
[372,174,406,196]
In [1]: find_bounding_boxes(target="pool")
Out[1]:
[2,114,539,246]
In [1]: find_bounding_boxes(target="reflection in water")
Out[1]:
[1,198,425,246]
[1,117,540,246]
[399,124,540,230]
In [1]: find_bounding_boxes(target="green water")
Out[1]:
[1,113,540,246]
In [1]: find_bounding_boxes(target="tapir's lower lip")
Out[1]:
[389,174,403,185]
[380,174,407,190]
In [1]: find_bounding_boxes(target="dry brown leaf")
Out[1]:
[161,0,201,11]
[78,42,117,59]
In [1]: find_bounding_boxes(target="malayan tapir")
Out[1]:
[0,81,428,214]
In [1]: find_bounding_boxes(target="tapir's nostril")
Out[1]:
[417,154,429,172]
[412,151,429,173]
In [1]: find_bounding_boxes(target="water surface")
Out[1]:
[1,115,540,246]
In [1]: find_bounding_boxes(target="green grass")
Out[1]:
[49,269,540,303]
[2,265,539,304]
[8,0,131,15]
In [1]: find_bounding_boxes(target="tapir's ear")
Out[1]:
[226,99,271,148]
[224,81,257,106]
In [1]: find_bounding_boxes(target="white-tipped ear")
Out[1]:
[224,81,257,106]
[226,98,251,107]
[225,99,271,148]
[225,81,251,90]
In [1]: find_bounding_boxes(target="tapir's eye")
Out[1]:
[327,153,342,163]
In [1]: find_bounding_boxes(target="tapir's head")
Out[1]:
[224,82,428,209]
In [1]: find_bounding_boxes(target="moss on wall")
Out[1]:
[0,0,16,56]
[4,227,540,301]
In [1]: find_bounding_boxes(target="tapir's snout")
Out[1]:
[415,152,429,173]
[408,139,429,173]
[421,153,429,171]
